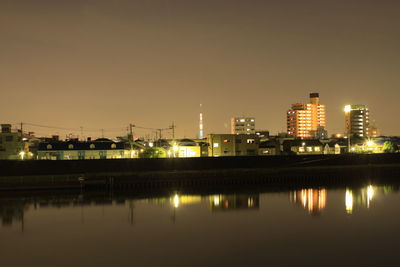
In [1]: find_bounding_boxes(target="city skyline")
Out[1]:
[1,0,400,138]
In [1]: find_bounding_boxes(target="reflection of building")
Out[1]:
[209,194,259,211]
[344,105,370,137]
[287,93,326,139]
[231,117,256,134]
[170,194,202,208]
[290,188,327,215]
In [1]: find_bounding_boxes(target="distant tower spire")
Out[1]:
[199,104,204,139]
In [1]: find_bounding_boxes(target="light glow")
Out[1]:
[345,189,353,214]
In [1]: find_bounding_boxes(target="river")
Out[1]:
[1,184,400,266]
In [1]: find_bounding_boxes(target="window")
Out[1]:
[299,147,305,152]
[68,144,74,149]
[90,144,95,149]
[5,136,13,142]
[306,147,313,152]
[47,144,52,150]
[236,139,242,144]
[213,143,219,148]
[314,147,321,152]
[111,143,117,149]
[223,139,230,143]
[246,139,255,144]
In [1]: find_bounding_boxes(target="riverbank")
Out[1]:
[1,153,400,176]
[1,156,400,191]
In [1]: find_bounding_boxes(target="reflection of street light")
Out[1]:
[149,142,154,147]
[173,145,178,151]
[345,189,353,214]
[173,194,180,208]
[167,150,172,157]
[344,105,351,112]
[19,151,25,160]
[366,140,374,147]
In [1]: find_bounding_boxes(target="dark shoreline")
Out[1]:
[1,154,400,191]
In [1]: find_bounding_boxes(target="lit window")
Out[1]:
[213,143,219,148]
[307,147,313,152]
[314,147,321,152]
[68,144,74,149]
[47,144,52,150]
[111,143,117,149]
[90,144,95,149]
[223,139,230,143]
[247,139,255,144]
[299,147,305,152]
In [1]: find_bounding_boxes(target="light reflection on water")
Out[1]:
[1,185,399,228]
[1,184,400,266]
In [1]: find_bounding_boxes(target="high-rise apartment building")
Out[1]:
[231,117,255,135]
[344,105,370,137]
[287,93,326,139]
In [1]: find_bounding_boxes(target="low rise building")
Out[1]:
[38,139,129,160]
[173,139,208,157]
[258,140,280,156]
[282,139,324,155]
[208,134,259,157]
[0,124,27,160]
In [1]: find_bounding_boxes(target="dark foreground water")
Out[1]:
[1,184,400,267]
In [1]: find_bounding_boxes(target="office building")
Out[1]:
[287,93,326,139]
[344,105,370,137]
[231,117,255,134]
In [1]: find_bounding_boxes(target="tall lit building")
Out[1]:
[231,117,255,134]
[344,105,370,137]
[287,93,326,139]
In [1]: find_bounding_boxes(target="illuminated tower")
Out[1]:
[199,104,204,139]
[287,93,326,139]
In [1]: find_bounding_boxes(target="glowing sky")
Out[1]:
[1,0,399,139]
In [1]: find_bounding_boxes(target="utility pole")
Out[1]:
[129,124,135,158]
[348,132,351,153]
[170,122,176,139]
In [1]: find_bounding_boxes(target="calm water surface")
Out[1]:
[1,184,400,266]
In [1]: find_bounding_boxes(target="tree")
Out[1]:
[382,141,396,153]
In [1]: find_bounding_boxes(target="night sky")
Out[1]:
[1,0,399,139]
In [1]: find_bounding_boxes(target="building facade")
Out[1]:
[287,93,326,139]
[0,124,26,160]
[38,139,129,160]
[344,105,370,137]
[231,117,255,134]
[208,134,259,156]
